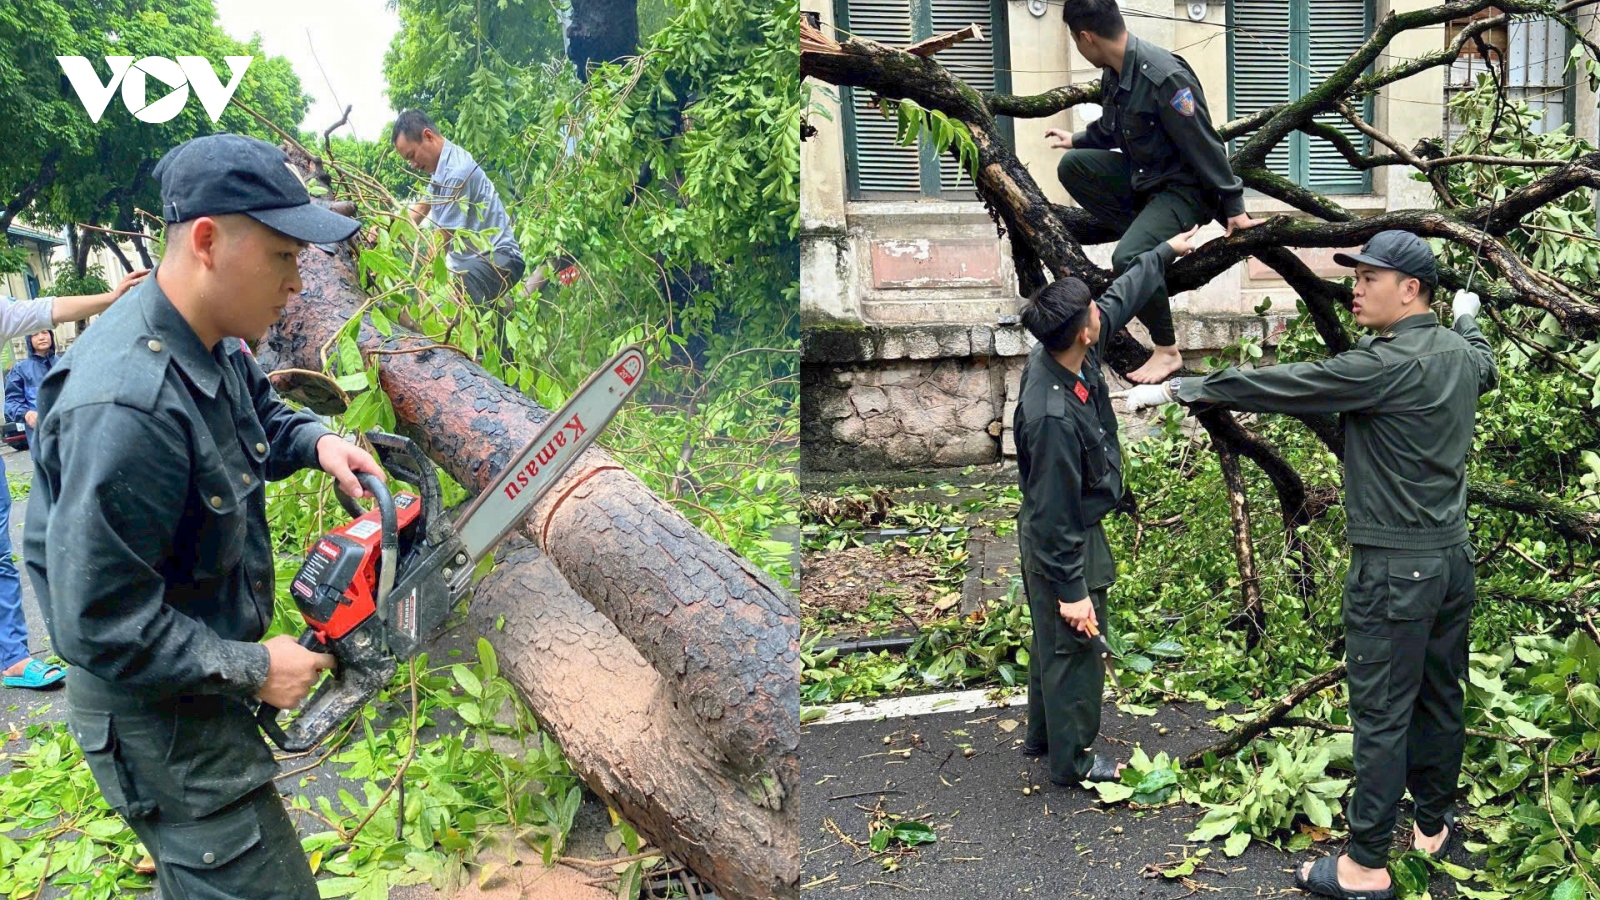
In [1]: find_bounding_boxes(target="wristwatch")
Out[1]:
[1165,376,1184,402]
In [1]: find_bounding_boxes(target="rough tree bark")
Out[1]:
[254,155,799,899]
[469,541,796,900]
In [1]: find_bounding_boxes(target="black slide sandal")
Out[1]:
[1418,808,1458,860]
[1294,856,1396,900]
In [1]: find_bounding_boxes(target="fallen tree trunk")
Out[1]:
[254,155,799,899]
[255,237,798,789]
[469,541,798,900]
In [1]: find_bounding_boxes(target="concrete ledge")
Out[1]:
[803,322,1034,364]
[803,310,1295,367]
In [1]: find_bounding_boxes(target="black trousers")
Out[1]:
[1342,542,1476,868]
[65,675,318,900]
[1022,572,1109,784]
[1056,149,1210,348]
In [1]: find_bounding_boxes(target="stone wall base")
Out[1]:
[801,313,1290,473]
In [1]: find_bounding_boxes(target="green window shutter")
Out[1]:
[838,0,922,197]
[1229,0,1371,194]
[839,0,1009,199]
[929,0,1005,195]
[1227,0,1293,179]
[1303,0,1371,193]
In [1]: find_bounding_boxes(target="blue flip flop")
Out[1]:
[3,659,65,690]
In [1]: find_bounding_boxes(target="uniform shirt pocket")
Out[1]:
[191,459,247,579]
[1385,555,1445,621]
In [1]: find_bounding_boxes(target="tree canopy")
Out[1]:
[0,0,306,263]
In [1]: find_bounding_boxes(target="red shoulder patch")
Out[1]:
[1073,382,1090,403]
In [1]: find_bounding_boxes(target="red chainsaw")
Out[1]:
[257,345,647,752]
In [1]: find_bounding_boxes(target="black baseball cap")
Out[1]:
[152,134,360,244]
[1333,231,1438,287]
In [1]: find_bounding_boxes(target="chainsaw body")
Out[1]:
[260,433,473,752]
[257,345,648,752]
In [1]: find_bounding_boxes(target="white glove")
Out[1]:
[1452,289,1480,322]
[1115,382,1174,412]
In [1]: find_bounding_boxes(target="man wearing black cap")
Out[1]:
[25,133,386,899]
[1121,230,1498,898]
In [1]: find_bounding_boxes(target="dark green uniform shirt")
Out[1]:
[1015,243,1177,604]
[1176,313,1498,549]
[1070,33,1246,220]
[24,276,332,699]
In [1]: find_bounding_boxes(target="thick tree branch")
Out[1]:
[1182,665,1348,768]
[803,36,1096,287]
[1236,168,1355,223]
[986,82,1100,119]
[1252,247,1355,355]
[1470,482,1600,545]
[1207,435,1266,649]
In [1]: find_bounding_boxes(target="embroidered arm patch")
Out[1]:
[1169,86,1196,117]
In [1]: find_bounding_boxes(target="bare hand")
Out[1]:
[1058,597,1097,634]
[1224,213,1265,237]
[1045,128,1074,150]
[23,410,37,428]
[257,635,336,710]
[1166,225,1203,257]
[316,435,387,499]
[109,269,151,301]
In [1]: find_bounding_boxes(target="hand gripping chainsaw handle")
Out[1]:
[258,472,399,752]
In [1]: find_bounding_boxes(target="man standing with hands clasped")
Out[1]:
[26,134,387,899]
[1120,231,1498,899]
[1047,0,1263,386]
[1016,224,1201,787]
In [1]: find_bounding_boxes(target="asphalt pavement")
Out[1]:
[799,695,1464,900]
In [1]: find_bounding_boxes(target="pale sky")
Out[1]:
[212,0,401,141]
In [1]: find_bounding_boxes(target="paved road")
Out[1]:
[800,697,1465,899]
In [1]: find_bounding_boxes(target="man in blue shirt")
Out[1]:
[391,109,526,311]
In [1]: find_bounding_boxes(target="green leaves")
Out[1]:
[885,98,981,185]
[1091,748,1179,807]
[868,820,937,853]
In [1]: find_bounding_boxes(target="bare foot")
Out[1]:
[1298,855,1392,893]
[1413,820,1448,855]
[1127,345,1183,384]
[2,658,31,678]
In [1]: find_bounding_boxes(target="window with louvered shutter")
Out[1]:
[1229,0,1373,194]
[1445,17,1572,146]
[838,0,1011,199]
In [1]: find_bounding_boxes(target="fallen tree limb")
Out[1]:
[470,541,798,900]
[256,150,800,897]
[256,234,799,787]
[1181,665,1347,769]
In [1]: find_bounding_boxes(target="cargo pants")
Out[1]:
[1057,149,1211,348]
[65,674,319,900]
[1342,542,1476,868]
[1021,522,1116,785]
